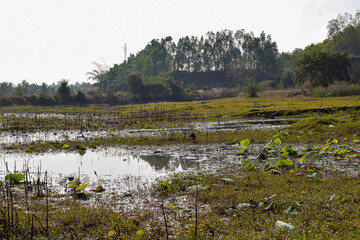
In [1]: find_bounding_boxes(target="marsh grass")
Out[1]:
[0,95,360,238]
[1,96,360,133]
[0,167,359,239]
[312,84,360,98]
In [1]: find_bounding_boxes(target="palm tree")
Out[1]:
[86,61,109,92]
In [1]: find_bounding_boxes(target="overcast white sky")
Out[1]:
[0,0,359,85]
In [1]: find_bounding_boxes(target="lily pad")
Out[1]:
[172,176,182,183]
[276,158,294,167]
[264,140,274,152]
[240,139,250,149]
[93,186,105,192]
[6,173,24,184]
[62,144,70,149]
[274,138,282,145]
[79,144,86,150]
[282,146,299,157]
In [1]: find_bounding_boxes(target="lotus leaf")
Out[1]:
[276,158,293,167]
[240,139,250,149]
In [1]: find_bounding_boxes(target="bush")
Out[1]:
[280,71,295,89]
[24,95,38,105]
[38,94,56,106]
[244,79,260,97]
[75,91,89,106]
[0,97,13,106]
[10,96,28,105]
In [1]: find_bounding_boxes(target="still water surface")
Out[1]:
[0,145,238,193]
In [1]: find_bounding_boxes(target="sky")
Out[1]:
[0,0,359,85]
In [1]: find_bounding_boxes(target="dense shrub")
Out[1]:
[10,96,28,105]
[75,91,89,106]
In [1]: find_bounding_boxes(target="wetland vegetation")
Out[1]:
[0,8,359,240]
[0,95,359,239]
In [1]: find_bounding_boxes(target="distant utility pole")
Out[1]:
[123,43,127,62]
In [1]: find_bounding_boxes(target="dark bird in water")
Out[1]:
[190,132,196,142]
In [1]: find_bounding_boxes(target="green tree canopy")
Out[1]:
[294,48,351,87]
[57,80,72,96]
[100,29,279,94]
[126,73,144,95]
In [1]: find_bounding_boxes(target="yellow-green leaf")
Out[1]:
[236,149,246,155]
[300,155,306,164]
[240,139,250,149]
[79,144,86,150]
[62,144,70,149]
[276,158,294,167]
[274,138,282,145]
[136,230,145,236]
[75,183,87,191]
[69,178,79,188]
[338,149,347,155]
[93,186,105,192]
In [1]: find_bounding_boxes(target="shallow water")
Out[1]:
[0,118,299,145]
[2,142,359,196]
[0,145,239,194]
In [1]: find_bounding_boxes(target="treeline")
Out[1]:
[92,29,279,93]
[0,80,126,106]
[289,10,360,88]
[90,10,360,96]
[0,80,92,96]
[0,10,359,106]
